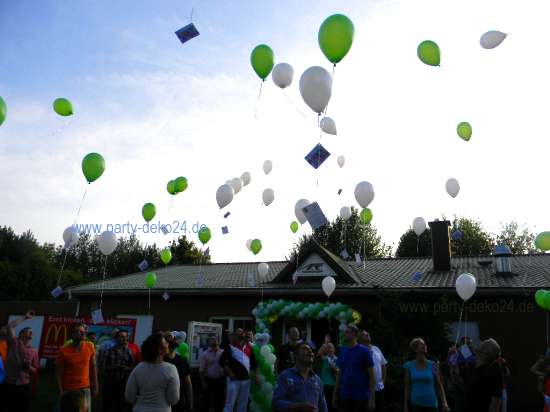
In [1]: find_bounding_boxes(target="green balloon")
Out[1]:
[251,239,262,255]
[160,248,172,265]
[167,180,176,195]
[318,14,355,64]
[535,232,550,251]
[142,203,156,222]
[198,226,212,245]
[290,221,299,233]
[177,342,189,359]
[81,152,105,183]
[250,44,274,80]
[457,122,472,141]
[0,96,6,126]
[535,289,546,309]
[145,272,157,288]
[544,291,550,310]
[174,176,188,193]
[360,208,373,224]
[417,40,440,66]
[53,98,73,116]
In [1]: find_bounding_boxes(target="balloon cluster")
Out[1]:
[167,176,188,195]
[216,172,251,209]
[249,336,277,412]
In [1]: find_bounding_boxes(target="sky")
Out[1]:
[1,0,549,263]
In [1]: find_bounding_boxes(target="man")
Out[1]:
[99,330,135,412]
[199,336,225,412]
[3,310,39,412]
[219,331,257,412]
[165,332,193,412]
[86,332,97,346]
[273,343,327,412]
[300,330,316,352]
[445,336,476,412]
[57,324,99,412]
[278,327,301,373]
[359,330,387,412]
[333,325,376,412]
[243,330,254,358]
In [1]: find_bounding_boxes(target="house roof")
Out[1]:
[68,243,550,297]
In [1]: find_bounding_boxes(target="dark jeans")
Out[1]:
[4,383,32,412]
[340,398,369,412]
[203,377,225,412]
[102,380,131,412]
[324,385,335,412]
[408,406,438,412]
[374,390,384,412]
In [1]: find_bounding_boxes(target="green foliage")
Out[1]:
[496,221,537,254]
[395,229,432,257]
[451,217,494,256]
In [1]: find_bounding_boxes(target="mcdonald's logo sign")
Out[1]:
[44,323,68,344]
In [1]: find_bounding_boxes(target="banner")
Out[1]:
[187,321,222,368]
[39,315,136,359]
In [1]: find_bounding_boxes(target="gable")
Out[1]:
[294,253,338,278]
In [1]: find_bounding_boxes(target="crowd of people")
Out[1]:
[0,311,550,412]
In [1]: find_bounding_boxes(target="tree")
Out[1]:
[451,217,494,256]
[290,207,392,259]
[169,235,211,265]
[395,229,432,257]
[496,221,537,254]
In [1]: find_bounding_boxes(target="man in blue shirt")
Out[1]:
[333,325,376,412]
[273,344,327,412]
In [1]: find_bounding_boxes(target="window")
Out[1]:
[209,316,254,331]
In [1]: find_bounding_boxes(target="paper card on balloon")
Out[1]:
[224,212,231,219]
[195,273,205,287]
[292,272,298,286]
[138,259,149,272]
[302,202,328,230]
[91,308,104,325]
[222,226,229,234]
[338,189,342,195]
[247,272,257,287]
[304,144,330,169]
[340,249,349,260]
[410,271,423,283]
[204,247,210,257]
[160,225,169,235]
[162,292,170,301]
[448,352,459,365]
[459,344,473,359]
[50,286,64,298]
[355,253,362,263]
[175,23,200,44]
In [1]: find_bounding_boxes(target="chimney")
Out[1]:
[428,220,451,271]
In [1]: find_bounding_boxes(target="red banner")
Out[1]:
[39,315,137,359]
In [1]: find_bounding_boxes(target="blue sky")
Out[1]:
[1,0,549,263]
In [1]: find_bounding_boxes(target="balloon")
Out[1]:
[320,117,337,135]
[294,199,311,224]
[340,206,352,221]
[360,208,373,225]
[198,227,212,245]
[53,98,73,116]
[258,263,269,279]
[97,231,117,256]
[230,177,243,195]
[260,345,271,357]
[263,160,272,175]
[354,181,375,208]
[0,96,6,126]
[322,276,336,297]
[160,248,172,265]
[318,14,355,64]
[174,176,188,193]
[535,290,546,309]
[241,172,251,187]
[142,203,156,222]
[544,292,550,311]
[250,44,275,80]
[455,273,476,301]
[246,239,253,251]
[290,221,299,233]
[272,63,294,89]
[265,354,276,366]
[445,178,460,198]
[457,122,472,141]
[216,184,234,209]
[299,66,332,114]
[262,189,274,206]
[417,40,440,66]
[63,226,79,249]
[535,232,550,251]
[82,153,105,183]
[251,239,262,255]
[167,180,176,195]
[413,217,427,236]
[337,156,345,168]
[480,30,507,49]
[145,272,157,288]
[177,342,189,359]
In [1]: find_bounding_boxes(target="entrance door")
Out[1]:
[311,318,338,350]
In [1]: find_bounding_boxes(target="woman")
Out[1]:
[403,337,449,412]
[164,333,193,412]
[125,333,180,412]
[317,343,338,412]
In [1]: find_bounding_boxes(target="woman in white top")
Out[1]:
[125,333,180,412]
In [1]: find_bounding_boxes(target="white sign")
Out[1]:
[293,253,337,278]
[187,321,223,368]
[7,315,44,350]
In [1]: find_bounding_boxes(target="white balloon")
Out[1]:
[299,66,332,114]
[266,354,276,366]
[262,188,275,206]
[354,181,375,208]
[241,172,251,187]
[337,156,345,168]
[320,117,337,135]
[294,199,310,224]
[97,230,117,256]
[455,273,477,301]
[216,184,234,209]
[480,30,507,49]
[229,177,242,195]
[271,63,294,89]
[322,276,336,298]
[413,217,427,236]
[263,160,272,175]
[340,206,352,221]
[445,178,460,198]
[246,239,253,251]
[258,263,269,279]
[63,226,79,249]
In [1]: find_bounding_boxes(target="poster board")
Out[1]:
[187,321,222,368]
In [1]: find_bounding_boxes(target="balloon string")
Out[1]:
[283,91,307,119]
[455,301,465,346]
[99,256,109,309]
[72,185,89,226]
[546,311,548,349]
[363,224,366,269]
[416,237,420,256]
[148,288,151,314]
[190,6,194,22]
[254,81,264,120]
[56,249,69,288]
[322,64,337,118]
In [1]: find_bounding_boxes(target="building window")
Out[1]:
[209,316,254,332]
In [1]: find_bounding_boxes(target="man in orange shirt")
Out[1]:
[56,323,99,412]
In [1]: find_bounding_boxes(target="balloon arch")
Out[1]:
[248,299,361,412]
